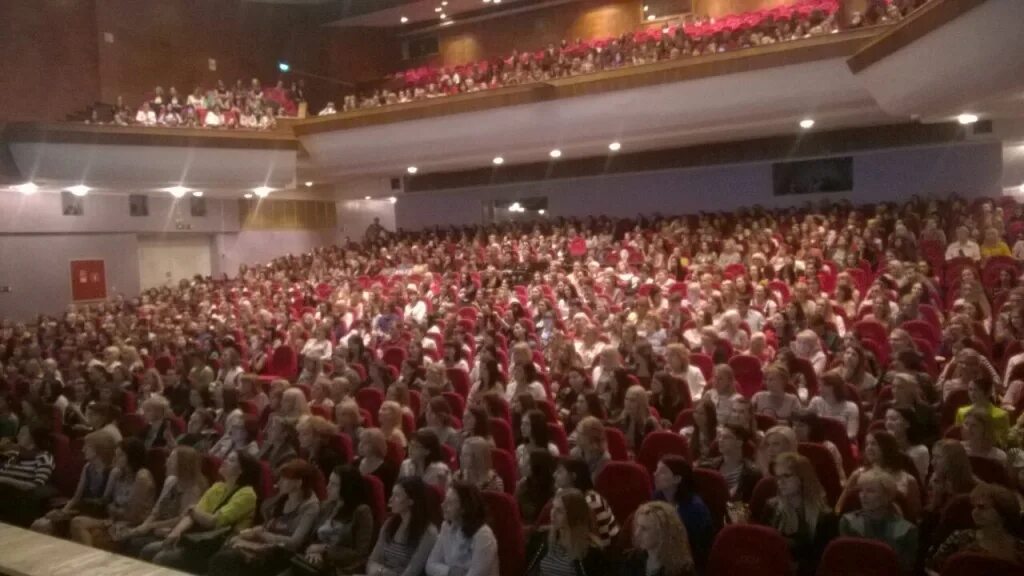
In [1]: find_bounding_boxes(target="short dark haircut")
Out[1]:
[119,438,148,473]
[27,425,53,452]
[236,451,263,490]
[414,429,445,468]
[558,457,594,491]
[450,481,487,538]
[333,464,368,521]
[385,476,431,543]
[659,455,696,502]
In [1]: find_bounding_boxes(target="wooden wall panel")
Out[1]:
[693,0,794,18]
[0,0,101,122]
[239,198,337,230]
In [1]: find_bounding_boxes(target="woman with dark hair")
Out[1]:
[554,367,590,423]
[69,437,156,549]
[152,451,261,572]
[469,357,506,399]
[257,415,300,476]
[426,482,499,576]
[32,430,116,535]
[290,464,375,576]
[0,425,56,526]
[424,396,459,450]
[208,459,321,576]
[366,477,439,576]
[515,449,557,524]
[653,456,714,568]
[516,409,560,476]
[457,406,493,452]
[650,372,686,427]
[791,410,846,484]
[838,431,922,521]
[568,392,606,446]
[553,457,620,548]
[807,370,860,440]
[698,424,762,503]
[927,482,1024,571]
[884,407,930,481]
[400,429,451,490]
[524,489,606,575]
[444,341,469,373]
[680,398,717,461]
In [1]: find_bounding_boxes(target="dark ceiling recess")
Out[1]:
[323,0,552,27]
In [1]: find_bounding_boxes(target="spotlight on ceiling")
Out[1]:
[493,156,504,165]
[165,185,190,198]
[608,141,622,152]
[549,149,562,159]
[278,62,290,73]
[440,13,447,19]
[538,209,546,215]
[389,197,398,204]
[304,181,314,187]
[243,193,253,199]
[191,191,204,198]
[407,166,418,174]
[799,118,815,129]
[14,182,39,195]
[66,185,91,197]
[435,7,442,12]
[647,14,656,21]
[441,20,454,25]
[364,196,372,200]
[253,186,273,198]
[958,113,979,125]
[400,16,409,23]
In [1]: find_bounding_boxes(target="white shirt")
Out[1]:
[135,110,156,126]
[674,366,707,402]
[808,397,860,439]
[504,380,546,403]
[301,338,333,362]
[405,300,428,325]
[426,522,499,576]
[945,240,981,261]
[741,309,766,333]
[204,111,222,127]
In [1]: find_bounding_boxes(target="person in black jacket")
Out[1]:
[525,489,606,576]
[620,501,696,576]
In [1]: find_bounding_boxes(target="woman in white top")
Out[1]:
[515,409,561,477]
[808,370,860,440]
[751,364,801,423]
[884,407,930,481]
[793,329,828,377]
[301,326,334,362]
[504,363,546,403]
[665,343,706,402]
[701,364,743,424]
[399,430,451,491]
[426,483,499,576]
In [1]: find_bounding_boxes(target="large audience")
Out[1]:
[321,0,931,115]
[2,193,1024,576]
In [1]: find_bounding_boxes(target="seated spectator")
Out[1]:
[839,469,919,572]
[517,408,561,476]
[979,227,1011,260]
[453,436,504,492]
[927,483,1024,572]
[840,345,879,405]
[793,329,828,380]
[209,412,259,459]
[335,400,364,453]
[355,427,399,496]
[171,407,219,454]
[885,407,930,481]
[69,438,156,549]
[399,429,451,491]
[665,344,706,402]
[840,431,922,521]
[926,439,977,516]
[0,426,57,526]
[961,408,1007,465]
[650,372,687,427]
[31,430,115,535]
[426,482,499,576]
[366,477,439,576]
[524,488,606,575]
[620,500,696,576]
[553,457,620,548]
[808,370,860,440]
[702,364,743,424]
[755,452,837,576]
[124,446,207,558]
[791,410,846,484]
[207,460,321,576]
[516,448,557,524]
[946,225,982,261]
[614,385,661,453]
[456,406,493,452]
[257,415,300,475]
[653,456,714,568]
[698,424,762,502]
[299,415,346,481]
[752,364,801,423]
[680,398,717,461]
[0,395,20,440]
[569,416,611,481]
[379,400,409,449]
[135,102,157,126]
[759,425,798,476]
[506,362,547,403]
[955,376,1010,445]
[292,464,375,576]
[140,395,172,450]
[318,101,337,116]
[423,396,459,451]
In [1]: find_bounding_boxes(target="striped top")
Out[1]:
[0,451,54,487]
[539,542,577,576]
[584,489,619,548]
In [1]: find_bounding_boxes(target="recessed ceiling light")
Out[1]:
[165,185,190,198]
[253,186,273,198]
[493,0,501,3]
[493,156,504,165]
[484,0,492,3]
[407,166,418,174]
[608,141,622,151]
[400,16,409,23]
[304,181,313,187]
[549,149,562,159]
[647,14,656,21]
[244,193,253,199]
[364,196,372,200]
[958,113,979,125]
[435,7,442,12]
[441,1,448,5]
[441,20,454,25]
[389,197,398,204]
[440,13,447,19]
[66,185,90,196]
[538,209,546,215]
[191,191,204,198]
[643,4,649,11]
[799,118,815,129]
[14,182,39,195]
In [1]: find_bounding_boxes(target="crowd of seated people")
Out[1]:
[320,0,931,115]
[88,78,305,130]
[2,192,1024,575]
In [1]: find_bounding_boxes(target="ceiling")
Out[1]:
[319,0,545,27]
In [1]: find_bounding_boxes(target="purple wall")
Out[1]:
[395,141,1003,229]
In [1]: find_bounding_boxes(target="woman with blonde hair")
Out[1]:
[124,446,208,559]
[238,374,269,415]
[621,500,695,576]
[356,427,399,496]
[280,387,311,423]
[754,452,836,576]
[524,488,605,575]
[569,416,611,481]
[702,364,742,424]
[759,425,798,476]
[334,399,364,454]
[378,400,408,449]
[927,439,977,514]
[614,385,661,453]
[32,430,116,535]
[453,436,504,492]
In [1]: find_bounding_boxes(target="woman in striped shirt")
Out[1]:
[366,477,439,576]
[553,457,619,548]
[0,425,56,526]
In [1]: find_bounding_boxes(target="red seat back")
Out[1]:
[381,347,407,372]
[748,476,778,521]
[941,552,1022,576]
[968,456,1010,486]
[355,388,385,425]
[708,524,791,576]
[490,448,517,494]
[595,461,652,522]
[446,368,471,398]
[797,442,842,505]
[119,413,147,439]
[489,418,515,453]
[547,423,569,454]
[51,433,82,498]
[637,431,690,476]
[690,353,714,381]
[818,537,902,576]
[146,447,169,490]
[604,427,629,461]
[693,467,729,529]
[363,474,387,527]
[442,392,466,417]
[729,355,764,398]
[270,345,298,380]
[934,494,973,547]
[482,490,526,576]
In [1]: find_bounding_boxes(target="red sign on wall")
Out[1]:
[70,260,107,302]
